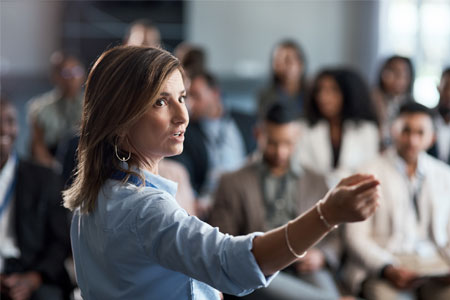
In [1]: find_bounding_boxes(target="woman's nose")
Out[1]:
[172,102,189,125]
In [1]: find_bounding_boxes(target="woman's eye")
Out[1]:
[179,96,186,103]
[154,99,167,107]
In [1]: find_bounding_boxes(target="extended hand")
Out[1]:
[321,174,380,225]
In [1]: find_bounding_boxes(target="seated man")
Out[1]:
[0,98,72,300]
[209,102,344,300]
[344,102,450,300]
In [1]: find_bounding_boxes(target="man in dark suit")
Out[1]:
[171,71,257,216]
[0,98,72,300]
[429,67,450,165]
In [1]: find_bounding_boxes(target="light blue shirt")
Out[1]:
[71,167,275,299]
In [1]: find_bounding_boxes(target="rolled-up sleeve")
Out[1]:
[135,192,277,296]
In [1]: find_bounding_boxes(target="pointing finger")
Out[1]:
[338,173,375,187]
[352,178,380,194]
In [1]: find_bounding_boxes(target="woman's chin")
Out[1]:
[164,146,184,158]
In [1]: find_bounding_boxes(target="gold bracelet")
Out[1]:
[284,221,307,258]
[317,200,338,230]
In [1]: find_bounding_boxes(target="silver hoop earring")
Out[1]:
[115,143,131,162]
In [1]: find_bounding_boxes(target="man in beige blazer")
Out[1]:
[344,102,450,300]
[209,102,345,300]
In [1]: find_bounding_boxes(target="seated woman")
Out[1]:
[295,68,379,187]
[372,55,415,148]
[63,46,380,299]
[257,39,308,118]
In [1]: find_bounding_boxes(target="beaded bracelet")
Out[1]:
[284,221,307,258]
[317,200,338,230]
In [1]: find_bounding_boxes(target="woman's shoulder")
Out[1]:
[97,180,184,229]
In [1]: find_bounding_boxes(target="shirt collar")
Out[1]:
[390,148,426,180]
[0,153,17,182]
[0,153,17,205]
[118,162,178,197]
[142,167,178,197]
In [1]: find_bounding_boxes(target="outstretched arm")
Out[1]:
[252,173,380,276]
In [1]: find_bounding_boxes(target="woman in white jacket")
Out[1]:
[296,68,380,187]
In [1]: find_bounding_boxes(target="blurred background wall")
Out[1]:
[187,1,379,80]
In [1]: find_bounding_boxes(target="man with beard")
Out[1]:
[209,102,345,300]
[344,102,450,300]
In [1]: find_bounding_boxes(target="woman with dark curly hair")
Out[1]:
[296,68,379,187]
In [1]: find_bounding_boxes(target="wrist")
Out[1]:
[285,221,307,259]
[317,200,339,230]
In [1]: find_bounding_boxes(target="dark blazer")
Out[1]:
[3,160,72,297]
[171,111,257,194]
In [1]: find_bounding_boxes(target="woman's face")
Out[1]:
[272,46,303,82]
[381,59,411,95]
[127,70,189,162]
[316,75,343,120]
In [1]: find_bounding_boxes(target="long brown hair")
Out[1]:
[63,46,181,213]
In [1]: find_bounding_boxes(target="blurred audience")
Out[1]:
[343,102,450,300]
[429,67,450,165]
[209,102,346,300]
[8,13,450,299]
[372,55,415,148]
[258,40,308,118]
[123,19,161,47]
[27,51,85,171]
[0,98,72,300]
[296,68,379,187]
[172,71,256,217]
